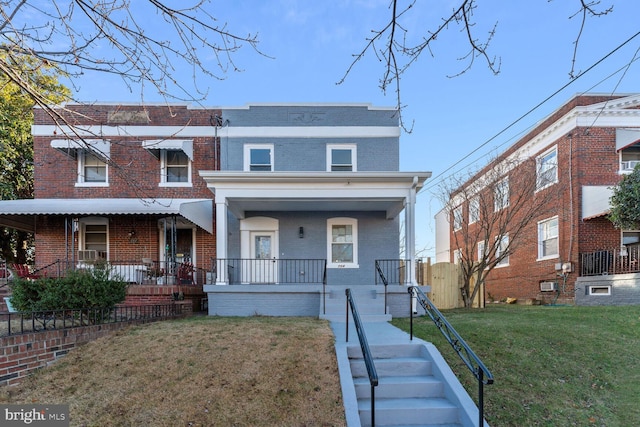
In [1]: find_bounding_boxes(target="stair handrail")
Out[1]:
[345,288,378,427]
[374,260,388,314]
[408,286,493,427]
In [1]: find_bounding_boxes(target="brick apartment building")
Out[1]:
[435,93,640,305]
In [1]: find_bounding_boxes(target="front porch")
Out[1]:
[577,247,640,306]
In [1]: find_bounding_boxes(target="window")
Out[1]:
[477,240,486,261]
[327,218,358,268]
[78,218,108,261]
[536,147,558,190]
[453,248,462,264]
[327,144,356,171]
[469,197,479,224]
[589,286,611,296]
[77,151,107,185]
[161,150,191,185]
[453,206,463,231]
[538,216,559,259]
[496,235,509,267]
[494,178,509,211]
[244,144,273,171]
[620,147,640,173]
[622,231,640,245]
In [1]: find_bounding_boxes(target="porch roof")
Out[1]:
[0,198,213,233]
[199,171,431,219]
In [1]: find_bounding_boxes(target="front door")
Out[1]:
[249,231,277,283]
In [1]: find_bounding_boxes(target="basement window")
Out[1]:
[588,286,611,296]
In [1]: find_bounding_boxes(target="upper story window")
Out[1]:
[620,146,640,173]
[327,217,358,268]
[477,240,486,261]
[494,178,509,211]
[538,216,559,260]
[77,151,108,186]
[327,144,357,171]
[469,197,480,224]
[536,147,558,190]
[244,144,274,171]
[496,235,509,267]
[453,206,463,231]
[161,150,191,186]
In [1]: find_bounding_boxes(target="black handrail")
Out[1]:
[345,288,378,427]
[322,260,327,315]
[374,260,389,315]
[408,286,493,427]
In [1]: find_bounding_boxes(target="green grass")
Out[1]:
[391,305,640,427]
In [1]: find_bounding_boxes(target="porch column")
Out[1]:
[404,176,418,285]
[215,199,229,285]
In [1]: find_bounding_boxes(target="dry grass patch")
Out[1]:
[1,316,346,427]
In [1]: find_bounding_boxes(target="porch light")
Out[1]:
[299,227,304,238]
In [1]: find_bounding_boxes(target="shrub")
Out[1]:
[10,265,128,312]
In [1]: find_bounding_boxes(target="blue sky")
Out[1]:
[71,1,640,258]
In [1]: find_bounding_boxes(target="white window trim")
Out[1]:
[453,248,462,265]
[244,143,274,172]
[76,150,109,187]
[159,149,192,187]
[495,235,509,268]
[494,178,509,212]
[537,215,559,261]
[619,151,640,174]
[453,206,463,231]
[588,285,611,296]
[326,144,357,172]
[536,146,558,191]
[327,217,358,269]
[78,217,109,261]
[477,240,486,262]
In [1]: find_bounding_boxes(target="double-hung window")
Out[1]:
[78,218,108,261]
[496,235,509,267]
[469,197,480,224]
[536,147,558,190]
[244,144,274,171]
[327,217,358,268]
[77,151,108,186]
[494,178,509,211]
[161,150,191,185]
[453,206,463,231]
[538,216,559,259]
[327,144,356,171]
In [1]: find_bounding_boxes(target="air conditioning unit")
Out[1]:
[78,250,97,261]
[540,281,558,292]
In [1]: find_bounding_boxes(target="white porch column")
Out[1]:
[215,199,229,284]
[404,176,418,285]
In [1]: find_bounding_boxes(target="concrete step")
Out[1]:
[320,313,392,322]
[350,356,433,377]
[353,375,445,399]
[358,397,460,426]
[349,343,425,359]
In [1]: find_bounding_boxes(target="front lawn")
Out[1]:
[392,304,640,427]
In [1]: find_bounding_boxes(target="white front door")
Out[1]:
[250,231,277,283]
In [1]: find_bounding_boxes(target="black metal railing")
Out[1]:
[408,286,493,427]
[375,259,411,285]
[26,259,208,285]
[211,258,327,285]
[374,261,389,315]
[1,303,184,337]
[345,288,378,427]
[580,247,640,276]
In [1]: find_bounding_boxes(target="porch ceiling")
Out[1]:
[0,198,213,233]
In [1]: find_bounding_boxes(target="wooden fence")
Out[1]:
[417,260,484,309]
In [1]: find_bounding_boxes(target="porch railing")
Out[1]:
[580,247,640,276]
[211,258,327,285]
[374,259,411,285]
[408,286,493,427]
[25,259,210,285]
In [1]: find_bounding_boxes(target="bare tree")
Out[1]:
[339,0,613,131]
[0,0,262,130]
[439,154,563,308]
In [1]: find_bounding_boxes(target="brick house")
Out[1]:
[435,93,640,305]
[0,103,431,316]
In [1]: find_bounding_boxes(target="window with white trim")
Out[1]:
[494,178,509,211]
[161,150,191,185]
[244,144,274,171]
[477,240,486,261]
[469,197,479,224]
[78,218,108,261]
[327,144,357,171]
[538,216,559,259]
[327,217,358,268]
[536,147,558,190]
[77,151,108,185]
[496,235,509,267]
[453,248,462,264]
[453,206,463,231]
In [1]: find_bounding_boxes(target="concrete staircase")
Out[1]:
[350,343,465,427]
[320,285,391,322]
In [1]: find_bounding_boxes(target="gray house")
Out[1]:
[199,104,430,317]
